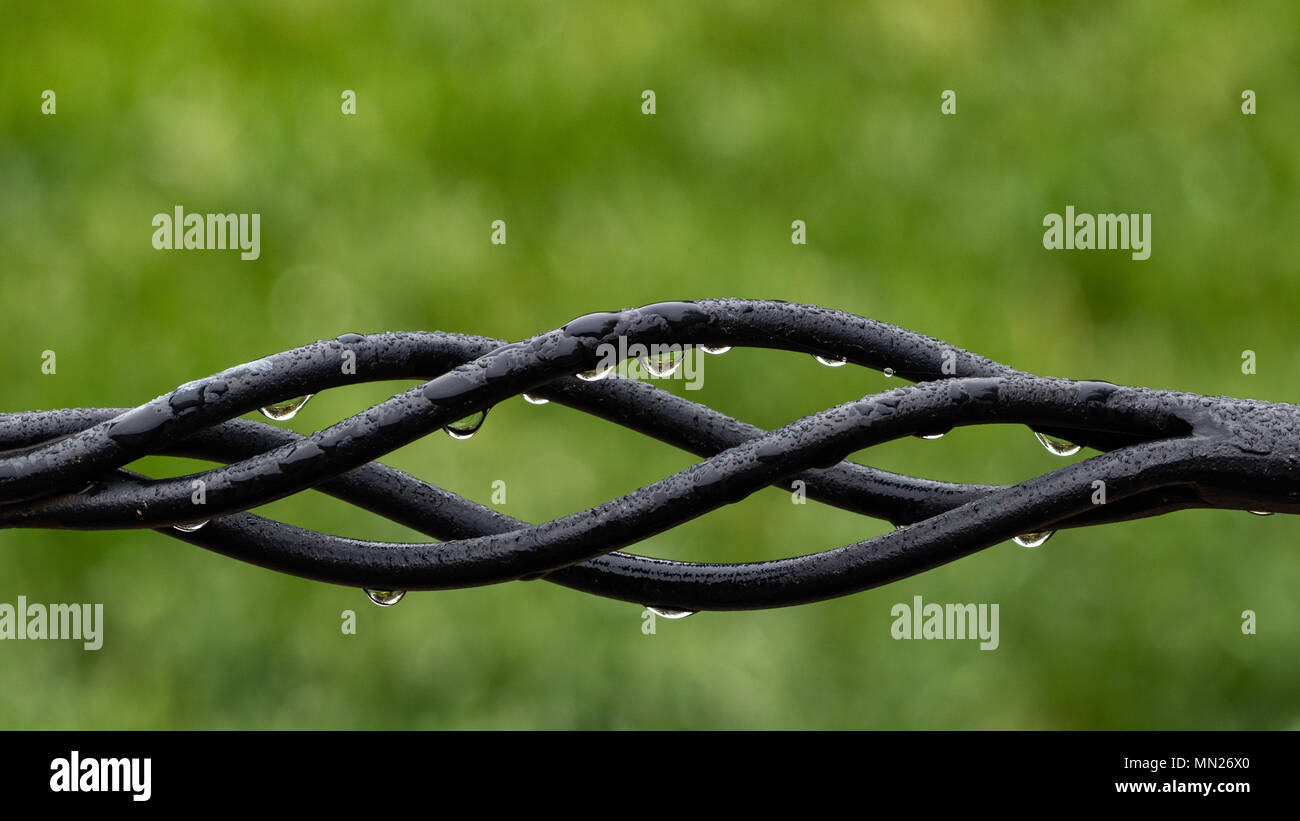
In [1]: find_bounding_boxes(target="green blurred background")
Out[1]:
[1,1,1297,729]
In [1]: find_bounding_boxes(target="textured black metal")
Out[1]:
[2,299,1296,611]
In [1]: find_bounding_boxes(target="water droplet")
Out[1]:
[883,368,895,378]
[107,406,171,448]
[646,606,696,619]
[168,384,205,418]
[1013,531,1054,548]
[365,589,405,607]
[444,410,487,440]
[259,394,313,421]
[814,354,847,367]
[1250,510,1274,516]
[522,393,550,405]
[577,365,614,381]
[562,311,620,339]
[640,301,704,324]
[424,373,476,400]
[173,520,209,532]
[1076,380,1117,403]
[915,432,945,440]
[700,345,731,355]
[640,350,683,377]
[1033,431,1081,457]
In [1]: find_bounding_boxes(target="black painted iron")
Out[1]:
[2,299,1295,610]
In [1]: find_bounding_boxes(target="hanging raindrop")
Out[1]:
[640,349,684,377]
[1013,531,1054,548]
[1033,431,1081,457]
[365,589,406,607]
[444,410,487,440]
[646,606,696,619]
[813,354,847,367]
[259,394,313,421]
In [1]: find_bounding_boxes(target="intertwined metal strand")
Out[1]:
[2,299,1295,611]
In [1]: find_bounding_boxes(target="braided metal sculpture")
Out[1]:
[1,299,1294,613]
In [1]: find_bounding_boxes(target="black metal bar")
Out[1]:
[3,299,1296,611]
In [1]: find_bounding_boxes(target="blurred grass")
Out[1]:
[1,0,1298,729]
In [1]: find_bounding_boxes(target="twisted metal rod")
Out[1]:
[2,299,1295,611]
